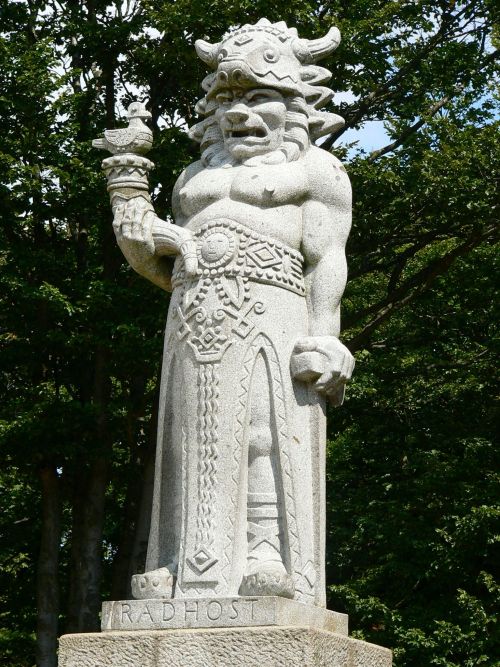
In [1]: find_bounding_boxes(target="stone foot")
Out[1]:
[239,561,294,599]
[131,566,174,599]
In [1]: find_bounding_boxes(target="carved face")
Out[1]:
[201,232,230,262]
[214,88,287,160]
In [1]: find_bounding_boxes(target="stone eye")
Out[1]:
[218,48,228,62]
[263,49,279,63]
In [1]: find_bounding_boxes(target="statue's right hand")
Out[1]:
[112,196,156,265]
[112,197,172,291]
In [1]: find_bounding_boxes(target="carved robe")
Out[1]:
[146,218,327,606]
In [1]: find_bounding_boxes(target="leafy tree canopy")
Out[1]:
[0,1,498,666]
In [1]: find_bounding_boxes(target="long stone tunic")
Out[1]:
[146,218,327,606]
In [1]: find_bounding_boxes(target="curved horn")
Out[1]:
[298,26,341,63]
[195,39,220,68]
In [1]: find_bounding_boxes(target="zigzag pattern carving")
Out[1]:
[261,336,314,603]
[221,333,313,601]
[220,338,254,589]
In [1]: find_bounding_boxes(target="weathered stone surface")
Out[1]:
[84,16,392,667]
[101,596,348,634]
[59,627,392,667]
[94,16,355,608]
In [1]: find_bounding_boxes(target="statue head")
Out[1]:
[213,87,288,161]
[190,19,344,166]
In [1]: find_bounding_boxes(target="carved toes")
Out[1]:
[131,566,174,600]
[239,562,294,599]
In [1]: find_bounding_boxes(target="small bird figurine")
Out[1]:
[92,102,153,155]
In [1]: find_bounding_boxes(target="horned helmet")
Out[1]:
[192,18,344,143]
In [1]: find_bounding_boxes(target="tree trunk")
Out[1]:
[126,386,160,588]
[66,457,110,632]
[110,380,160,599]
[66,345,112,632]
[65,37,118,629]
[36,465,61,667]
[127,434,156,585]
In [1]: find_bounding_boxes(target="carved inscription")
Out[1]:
[101,595,350,636]
[107,597,264,631]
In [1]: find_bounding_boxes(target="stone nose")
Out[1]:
[225,104,249,124]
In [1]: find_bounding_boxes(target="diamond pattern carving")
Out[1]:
[247,242,281,269]
[187,547,218,574]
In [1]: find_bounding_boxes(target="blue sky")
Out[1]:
[333,90,390,154]
[342,121,390,152]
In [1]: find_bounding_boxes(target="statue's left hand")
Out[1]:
[290,336,355,406]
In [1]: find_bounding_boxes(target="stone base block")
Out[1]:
[101,596,348,634]
[59,626,392,667]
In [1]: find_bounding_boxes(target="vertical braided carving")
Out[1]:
[194,362,220,552]
[175,415,189,597]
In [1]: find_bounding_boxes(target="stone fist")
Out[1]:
[290,336,355,406]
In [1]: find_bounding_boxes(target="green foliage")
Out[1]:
[0,467,39,661]
[0,1,498,666]
[0,630,36,667]
[327,208,499,664]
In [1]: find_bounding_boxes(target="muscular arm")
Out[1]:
[291,150,353,406]
[301,153,352,337]
[112,194,173,292]
[302,201,350,336]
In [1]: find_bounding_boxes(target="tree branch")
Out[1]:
[367,48,499,161]
[345,225,498,351]
[323,6,486,150]
[367,89,461,161]
[348,229,446,281]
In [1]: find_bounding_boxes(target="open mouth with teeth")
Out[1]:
[226,128,267,139]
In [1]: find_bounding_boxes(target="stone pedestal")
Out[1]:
[59,627,392,667]
[101,596,348,633]
[59,597,392,666]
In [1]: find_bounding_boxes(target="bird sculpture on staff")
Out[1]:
[93,101,198,278]
[92,102,153,155]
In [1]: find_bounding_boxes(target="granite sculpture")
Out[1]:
[98,17,354,607]
[60,18,392,666]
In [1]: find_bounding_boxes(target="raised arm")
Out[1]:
[94,105,198,292]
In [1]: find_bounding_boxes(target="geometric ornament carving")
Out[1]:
[187,547,218,574]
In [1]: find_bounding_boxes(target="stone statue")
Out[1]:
[60,18,393,667]
[96,18,355,609]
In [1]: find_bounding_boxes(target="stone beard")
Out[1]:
[109,19,355,608]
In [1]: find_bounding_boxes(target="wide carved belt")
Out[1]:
[172,218,305,296]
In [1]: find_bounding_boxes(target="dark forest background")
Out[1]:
[0,1,498,666]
